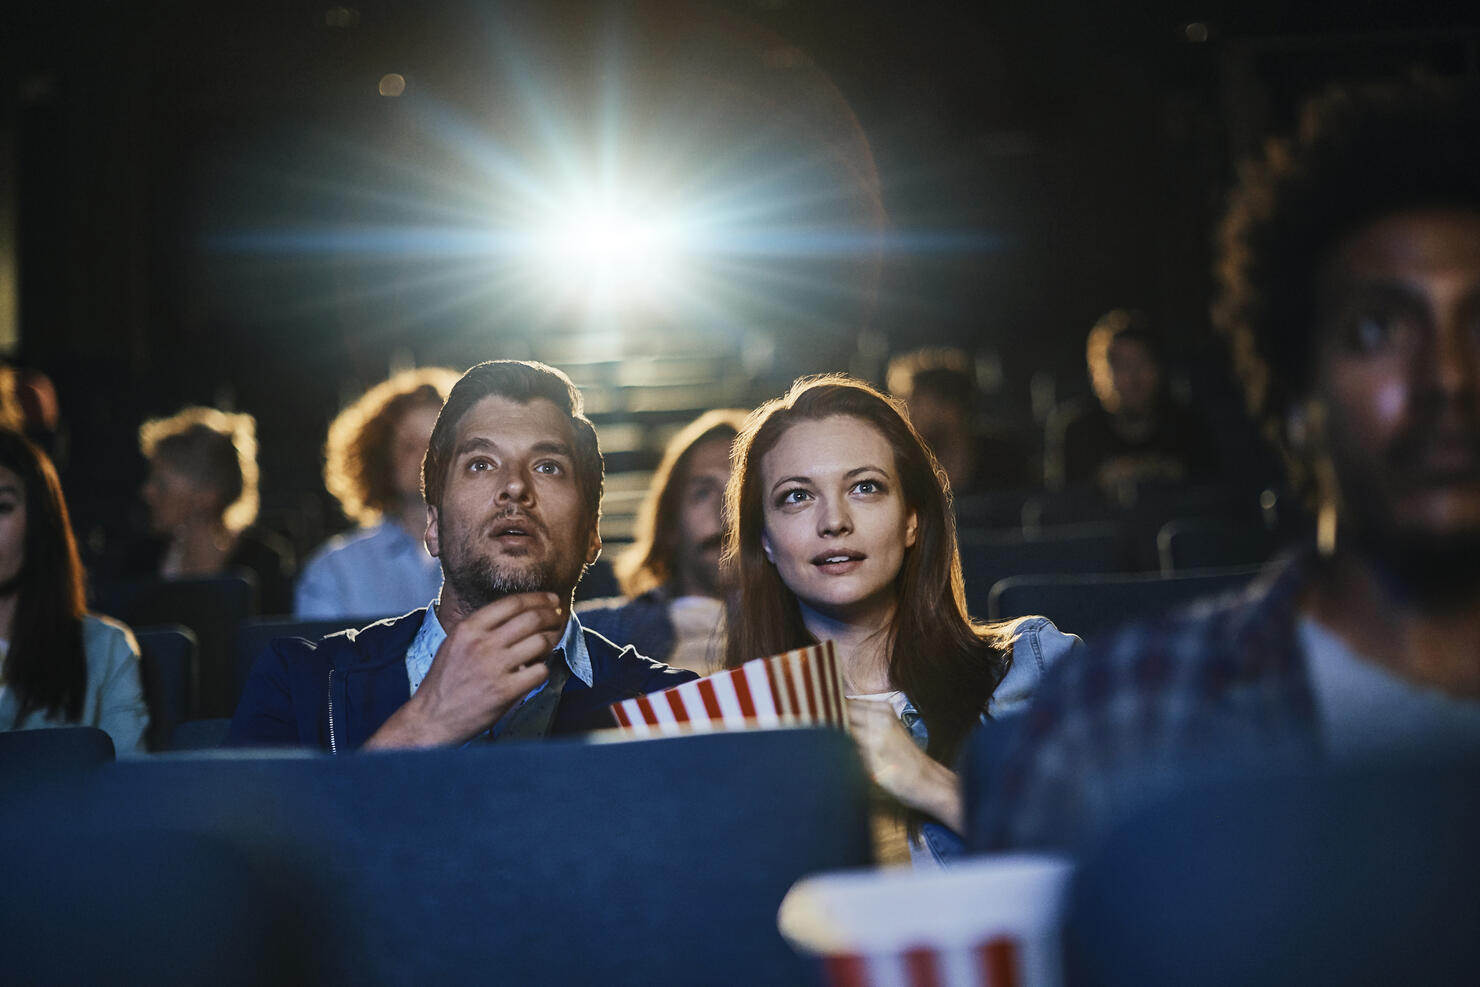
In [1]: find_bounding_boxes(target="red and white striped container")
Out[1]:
[609,640,845,736]
[778,855,1074,987]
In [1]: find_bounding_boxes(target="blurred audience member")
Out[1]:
[579,409,746,674]
[129,407,294,614]
[296,368,460,619]
[982,80,1480,852]
[724,376,1081,865]
[0,429,147,754]
[1044,310,1218,502]
[886,348,1031,495]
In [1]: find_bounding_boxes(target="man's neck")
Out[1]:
[434,586,574,639]
[1303,545,1480,699]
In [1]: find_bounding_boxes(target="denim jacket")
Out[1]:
[904,616,1083,865]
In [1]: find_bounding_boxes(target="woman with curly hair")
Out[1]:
[295,368,460,619]
[0,429,148,753]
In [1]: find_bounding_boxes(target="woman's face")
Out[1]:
[759,415,917,623]
[0,465,28,591]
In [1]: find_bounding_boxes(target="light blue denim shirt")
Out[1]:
[403,602,593,740]
[906,616,1083,866]
[295,520,444,620]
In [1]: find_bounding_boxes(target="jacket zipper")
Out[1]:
[326,668,338,756]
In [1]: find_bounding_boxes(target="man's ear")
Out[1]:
[761,530,775,564]
[424,504,441,559]
[585,526,603,566]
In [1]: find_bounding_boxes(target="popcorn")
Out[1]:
[610,641,844,736]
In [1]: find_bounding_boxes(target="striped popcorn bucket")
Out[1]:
[778,855,1074,987]
[609,640,845,736]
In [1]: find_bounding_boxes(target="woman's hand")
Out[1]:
[846,698,965,833]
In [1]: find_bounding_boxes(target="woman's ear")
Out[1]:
[904,510,918,549]
[761,530,775,564]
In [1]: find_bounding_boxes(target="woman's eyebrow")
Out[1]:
[845,465,887,479]
[769,474,811,495]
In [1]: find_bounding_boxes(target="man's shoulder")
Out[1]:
[581,624,697,691]
[271,609,427,671]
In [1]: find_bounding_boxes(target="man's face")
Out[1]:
[426,395,600,611]
[672,436,732,598]
[1105,337,1160,419]
[1310,208,1480,564]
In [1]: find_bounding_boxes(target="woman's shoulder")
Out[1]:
[985,616,1084,718]
[81,613,141,665]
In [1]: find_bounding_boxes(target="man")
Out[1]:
[885,348,1031,496]
[295,367,459,619]
[1044,310,1218,503]
[230,361,695,750]
[578,409,746,674]
[981,80,1480,851]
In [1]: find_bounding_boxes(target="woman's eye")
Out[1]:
[779,488,810,505]
[1351,314,1392,352]
[854,479,881,494]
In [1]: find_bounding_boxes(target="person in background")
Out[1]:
[1044,309,1218,503]
[0,429,147,754]
[981,79,1480,853]
[295,368,461,619]
[885,348,1032,496]
[131,407,294,614]
[230,360,694,750]
[723,375,1081,866]
[578,409,746,674]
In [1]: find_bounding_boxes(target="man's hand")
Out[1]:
[364,592,566,750]
[847,698,965,833]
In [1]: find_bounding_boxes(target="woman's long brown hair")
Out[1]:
[722,375,1015,766]
[0,429,88,724]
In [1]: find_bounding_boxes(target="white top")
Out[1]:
[295,520,443,620]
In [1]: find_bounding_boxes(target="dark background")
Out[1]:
[2,0,1476,556]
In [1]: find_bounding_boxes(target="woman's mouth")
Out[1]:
[812,550,866,574]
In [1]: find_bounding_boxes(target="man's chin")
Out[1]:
[1352,523,1480,609]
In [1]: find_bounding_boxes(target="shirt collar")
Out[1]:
[405,601,592,696]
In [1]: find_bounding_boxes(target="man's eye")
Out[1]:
[468,459,493,472]
[1352,314,1391,352]
[534,461,563,475]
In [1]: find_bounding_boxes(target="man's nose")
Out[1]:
[1426,315,1480,399]
[497,465,534,504]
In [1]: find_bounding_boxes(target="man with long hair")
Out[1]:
[230,361,693,750]
[982,79,1480,852]
[578,409,745,673]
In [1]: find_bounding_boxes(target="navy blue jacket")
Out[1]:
[227,610,696,752]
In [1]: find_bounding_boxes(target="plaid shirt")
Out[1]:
[978,549,1325,852]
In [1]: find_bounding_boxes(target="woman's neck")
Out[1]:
[800,599,896,694]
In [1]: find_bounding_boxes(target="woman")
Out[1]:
[0,429,148,753]
[132,407,293,614]
[723,375,1080,865]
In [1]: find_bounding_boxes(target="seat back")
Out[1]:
[988,566,1260,641]
[135,624,199,752]
[170,718,233,751]
[1067,761,1480,986]
[1157,517,1293,573]
[94,573,258,719]
[0,725,115,789]
[959,523,1138,618]
[6,729,870,984]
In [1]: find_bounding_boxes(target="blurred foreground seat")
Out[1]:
[2,728,870,984]
[1066,760,1480,986]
